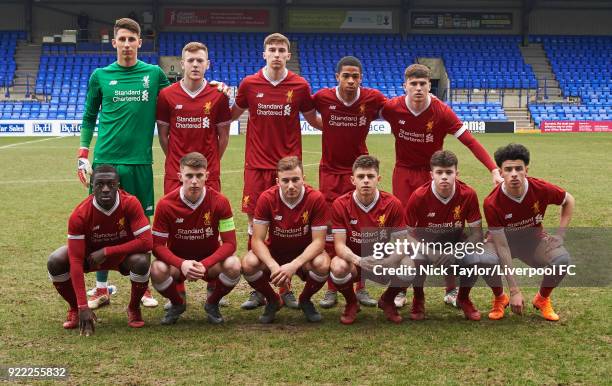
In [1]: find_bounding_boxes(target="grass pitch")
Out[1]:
[0,133,611,385]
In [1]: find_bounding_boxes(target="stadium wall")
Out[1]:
[0,3,25,31]
[529,9,612,35]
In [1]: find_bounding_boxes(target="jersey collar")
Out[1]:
[352,189,380,213]
[93,192,120,216]
[404,93,432,116]
[431,181,456,205]
[279,186,305,209]
[180,79,207,99]
[262,67,288,86]
[335,86,361,107]
[501,178,529,204]
[180,186,206,210]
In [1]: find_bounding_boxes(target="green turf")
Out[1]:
[0,133,610,385]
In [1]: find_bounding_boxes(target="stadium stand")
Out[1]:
[0,31,25,88]
[528,35,612,126]
[1,31,610,125]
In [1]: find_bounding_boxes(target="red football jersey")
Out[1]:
[313,87,386,174]
[156,81,231,183]
[67,190,151,307]
[331,190,405,256]
[152,187,233,261]
[381,95,464,168]
[68,190,151,255]
[406,180,482,242]
[253,185,328,259]
[484,177,567,249]
[234,69,315,169]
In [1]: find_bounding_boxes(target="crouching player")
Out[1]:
[331,155,409,324]
[47,165,153,335]
[484,143,575,321]
[150,152,240,325]
[405,150,505,321]
[242,156,330,323]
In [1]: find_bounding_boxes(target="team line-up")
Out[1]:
[45,18,575,336]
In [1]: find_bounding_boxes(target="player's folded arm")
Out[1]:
[104,225,153,258]
[201,218,237,269]
[152,231,184,269]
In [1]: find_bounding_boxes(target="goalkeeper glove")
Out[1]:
[77,148,92,187]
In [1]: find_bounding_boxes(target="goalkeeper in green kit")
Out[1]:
[77,18,169,309]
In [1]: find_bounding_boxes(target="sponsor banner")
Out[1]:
[288,9,392,30]
[412,12,512,30]
[463,121,515,134]
[164,9,269,27]
[301,120,391,135]
[0,120,240,136]
[540,121,612,133]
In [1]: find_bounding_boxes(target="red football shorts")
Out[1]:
[242,168,277,215]
[85,255,129,276]
[164,175,221,195]
[319,169,354,205]
[392,165,431,203]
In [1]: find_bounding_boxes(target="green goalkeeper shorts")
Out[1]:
[91,163,154,216]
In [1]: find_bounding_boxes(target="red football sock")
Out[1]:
[327,278,338,292]
[247,273,279,303]
[458,286,471,302]
[334,278,357,304]
[444,274,456,293]
[299,274,326,303]
[175,280,186,294]
[413,287,425,301]
[354,280,365,291]
[53,279,77,309]
[539,286,554,298]
[207,279,235,305]
[491,286,504,297]
[247,234,252,250]
[158,279,185,305]
[129,281,148,310]
[382,286,403,303]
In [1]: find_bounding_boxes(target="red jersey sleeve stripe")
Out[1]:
[312,225,327,231]
[67,234,85,239]
[332,228,347,233]
[133,224,151,236]
[453,125,468,138]
[152,230,169,238]
[253,219,270,225]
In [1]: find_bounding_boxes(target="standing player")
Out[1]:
[312,56,386,309]
[47,165,153,335]
[150,152,241,325]
[77,18,169,309]
[230,33,321,309]
[156,42,232,308]
[242,156,330,323]
[484,143,574,321]
[156,41,231,194]
[330,155,408,324]
[381,63,502,308]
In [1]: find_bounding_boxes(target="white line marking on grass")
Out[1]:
[0,136,64,149]
[0,163,320,184]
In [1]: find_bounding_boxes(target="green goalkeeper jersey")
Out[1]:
[80,60,170,164]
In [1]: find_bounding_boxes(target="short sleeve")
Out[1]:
[484,198,504,232]
[253,193,272,225]
[216,94,232,124]
[299,82,315,113]
[544,181,567,206]
[466,190,482,225]
[126,195,151,236]
[405,194,420,228]
[67,208,85,240]
[331,199,347,233]
[310,192,329,230]
[158,66,171,90]
[234,78,249,109]
[152,201,170,239]
[156,89,170,124]
[442,103,464,136]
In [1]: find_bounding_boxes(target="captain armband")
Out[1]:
[219,217,236,233]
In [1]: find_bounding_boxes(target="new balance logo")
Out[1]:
[109,80,117,85]
[505,213,513,219]
[350,219,358,225]
[274,215,283,221]
[399,120,405,125]
[329,105,336,110]
[256,93,264,98]
[175,105,183,110]
[427,212,436,217]
[176,218,184,223]
[93,225,100,231]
